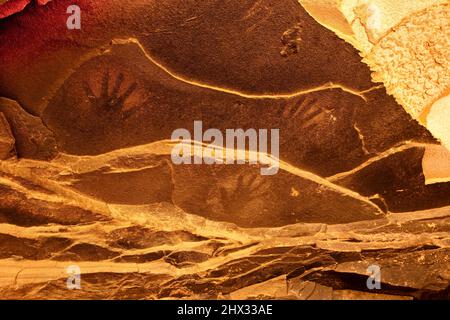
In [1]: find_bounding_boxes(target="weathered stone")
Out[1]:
[0,0,448,301]
[0,98,58,160]
[0,112,15,160]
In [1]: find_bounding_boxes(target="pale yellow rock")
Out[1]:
[229,276,289,299]
[295,0,355,38]
[299,0,447,52]
[368,3,449,119]
[426,95,450,150]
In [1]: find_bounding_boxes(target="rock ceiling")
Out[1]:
[0,0,448,300]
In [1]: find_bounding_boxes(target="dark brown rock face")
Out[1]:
[0,98,58,160]
[0,112,15,160]
[0,0,448,300]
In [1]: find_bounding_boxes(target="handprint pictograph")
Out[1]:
[277,94,370,157]
[278,96,336,131]
[83,70,141,121]
[209,171,273,216]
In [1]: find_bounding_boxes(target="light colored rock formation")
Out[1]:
[0,112,15,160]
[427,95,450,151]
[423,144,450,184]
[299,0,450,152]
[0,98,58,160]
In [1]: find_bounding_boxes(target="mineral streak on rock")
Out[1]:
[0,0,449,300]
[298,0,450,154]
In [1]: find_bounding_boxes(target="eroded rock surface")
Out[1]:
[298,0,450,152]
[0,98,58,160]
[0,0,448,300]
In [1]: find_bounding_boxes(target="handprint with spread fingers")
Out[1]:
[83,70,140,120]
[212,171,273,215]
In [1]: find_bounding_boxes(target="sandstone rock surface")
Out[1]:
[0,0,448,300]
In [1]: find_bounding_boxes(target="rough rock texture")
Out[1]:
[0,112,15,160]
[369,3,449,119]
[0,0,448,300]
[0,0,52,19]
[298,0,450,152]
[0,98,58,160]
